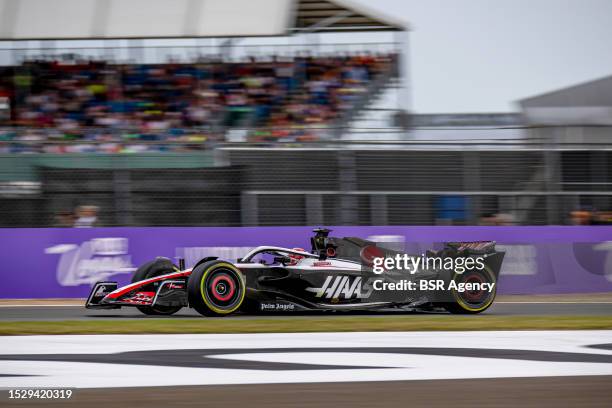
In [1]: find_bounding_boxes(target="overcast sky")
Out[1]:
[3,0,611,115]
[351,0,612,113]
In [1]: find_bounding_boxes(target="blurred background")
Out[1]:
[0,0,610,228]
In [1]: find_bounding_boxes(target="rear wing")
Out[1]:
[444,241,504,277]
[445,241,496,255]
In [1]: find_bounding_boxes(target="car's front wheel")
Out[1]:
[187,260,246,317]
[132,258,183,316]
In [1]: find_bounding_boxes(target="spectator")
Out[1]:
[74,205,99,228]
[53,210,75,227]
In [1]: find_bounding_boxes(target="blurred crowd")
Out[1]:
[54,205,100,228]
[569,209,612,225]
[0,53,394,153]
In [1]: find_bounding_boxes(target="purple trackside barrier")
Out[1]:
[0,226,610,298]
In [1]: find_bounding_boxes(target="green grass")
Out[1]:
[2,315,612,335]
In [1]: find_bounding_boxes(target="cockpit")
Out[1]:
[239,246,317,266]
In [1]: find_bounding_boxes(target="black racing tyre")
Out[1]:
[443,265,497,314]
[187,260,245,317]
[131,258,183,316]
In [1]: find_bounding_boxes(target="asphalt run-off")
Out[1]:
[1,331,612,389]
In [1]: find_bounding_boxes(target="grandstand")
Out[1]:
[0,0,609,227]
[0,53,397,152]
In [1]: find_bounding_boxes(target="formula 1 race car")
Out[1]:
[86,229,505,316]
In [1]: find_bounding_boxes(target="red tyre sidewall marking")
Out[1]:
[210,274,236,302]
[461,272,486,303]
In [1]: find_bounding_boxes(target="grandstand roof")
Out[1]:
[0,0,406,41]
[520,74,612,108]
[293,0,405,33]
[519,74,612,125]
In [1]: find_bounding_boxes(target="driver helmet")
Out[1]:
[288,248,306,265]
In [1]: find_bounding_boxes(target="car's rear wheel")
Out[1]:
[132,258,183,316]
[187,260,245,317]
[443,265,497,314]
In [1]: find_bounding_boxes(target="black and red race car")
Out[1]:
[86,229,504,316]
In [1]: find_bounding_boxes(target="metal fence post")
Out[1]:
[338,150,358,225]
[370,194,388,225]
[113,169,132,226]
[241,191,258,226]
[214,148,230,167]
[305,194,324,226]
[591,151,609,211]
[544,149,561,224]
[463,151,481,224]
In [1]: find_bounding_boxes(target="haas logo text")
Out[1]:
[306,275,373,299]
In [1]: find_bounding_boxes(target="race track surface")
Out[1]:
[5,377,612,408]
[1,301,612,320]
[1,331,612,407]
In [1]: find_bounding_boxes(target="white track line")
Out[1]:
[1,331,612,388]
[0,304,82,307]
